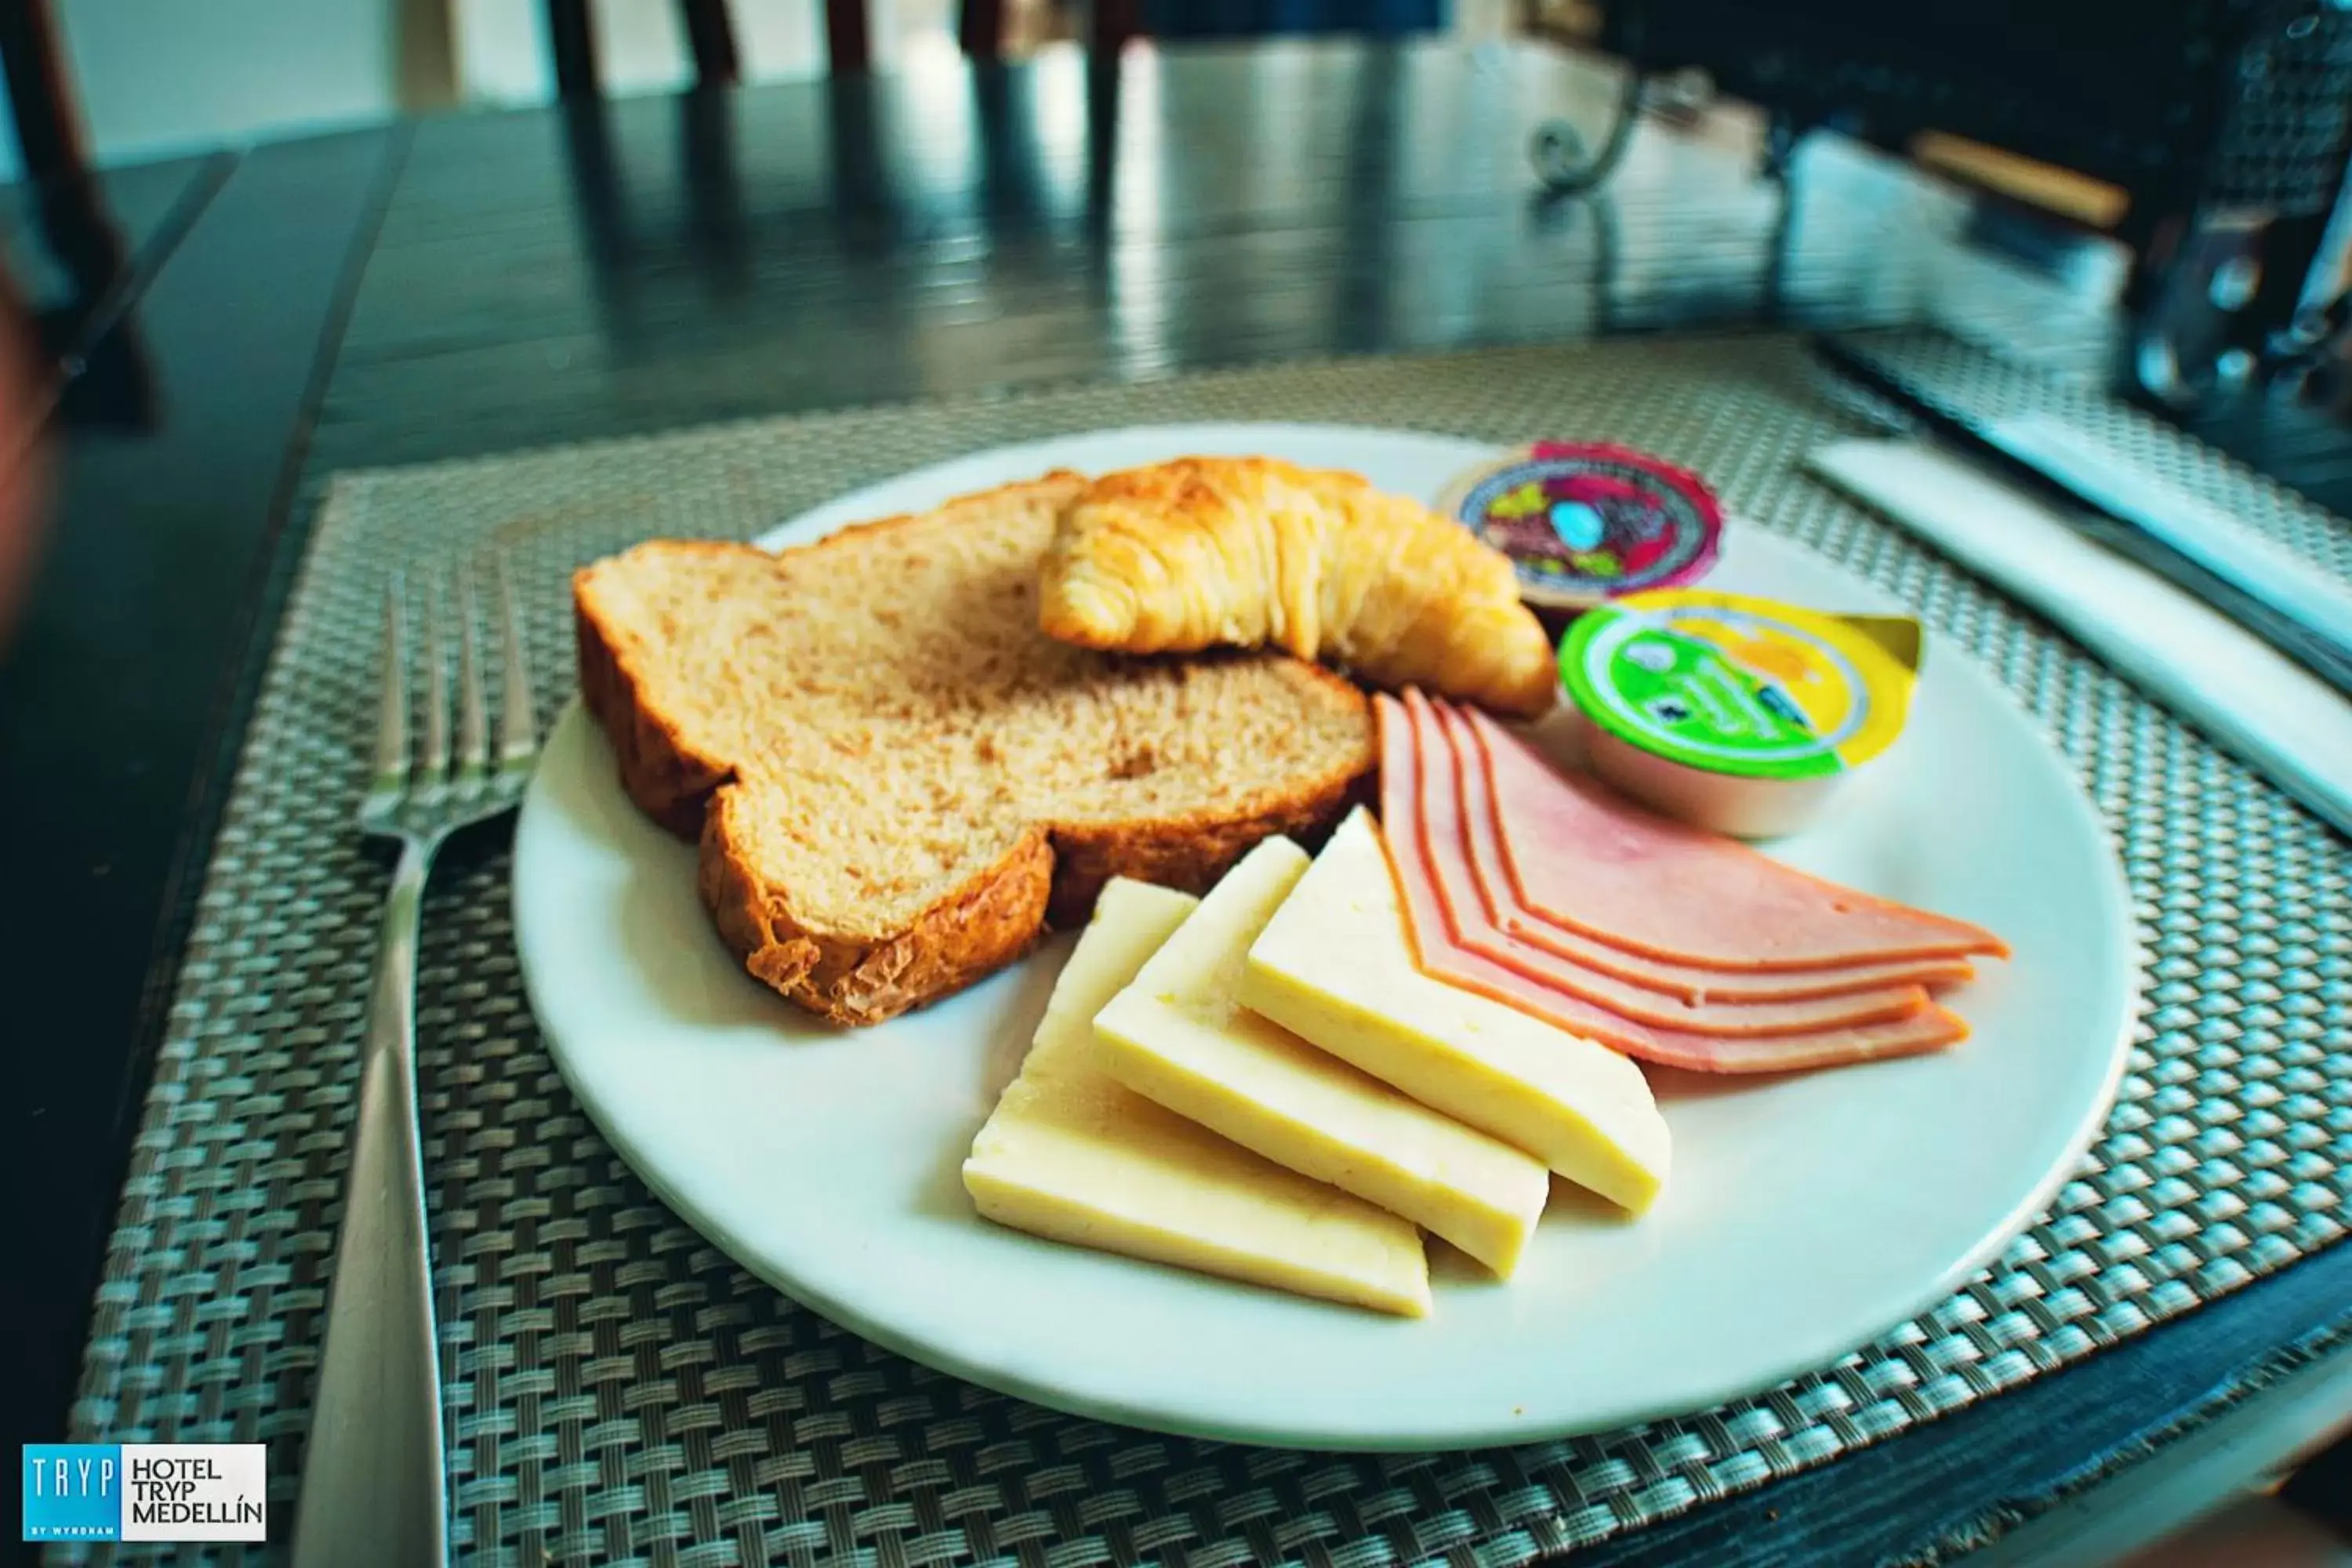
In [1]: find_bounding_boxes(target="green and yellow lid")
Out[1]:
[1558,588,1922,836]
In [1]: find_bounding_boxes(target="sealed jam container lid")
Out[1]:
[1437,441,1724,613]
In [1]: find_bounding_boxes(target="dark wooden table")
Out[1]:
[5,38,2347,1566]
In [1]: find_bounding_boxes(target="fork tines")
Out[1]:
[370,561,538,826]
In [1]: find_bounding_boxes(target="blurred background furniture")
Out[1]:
[545,0,746,92]
[1136,0,1446,35]
[953,0,1443,60]
[0,0,168,426]
[0,0,90,188]
[1534,0,2352,405]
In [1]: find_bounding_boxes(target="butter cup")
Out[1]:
[1557,588,1922,840]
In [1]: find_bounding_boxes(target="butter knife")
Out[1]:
[1808,336,2352,699]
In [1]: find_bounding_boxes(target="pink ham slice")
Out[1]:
[1428,693,1976,1004]
[1399,690,1934,1034]
[1374,695,1972,1073]
[1463,704,2010,972]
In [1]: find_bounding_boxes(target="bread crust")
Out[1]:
[699,791,1058,1028]
[575,492,1376,1027]
[1041,753,1370,928]
[575,540,751,837]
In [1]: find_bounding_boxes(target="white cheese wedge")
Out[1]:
[1241,808,1672,1214]
[1093,839,1549,1278]
[963,877,1431,1317]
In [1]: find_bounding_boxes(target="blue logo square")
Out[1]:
[22,1446,123,1541]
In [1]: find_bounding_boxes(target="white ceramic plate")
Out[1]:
[512,423,2138,1450]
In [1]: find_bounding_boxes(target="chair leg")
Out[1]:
[681,0,739,87]
[827,0,872,73]
[546,0,599,98]
[959,0,1006,60]
[0,0,91,185]
[1094,0,1140,56]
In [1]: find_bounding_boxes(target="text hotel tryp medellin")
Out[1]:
[22,1445,268,1543]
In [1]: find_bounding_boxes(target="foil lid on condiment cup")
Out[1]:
[1437,441,1724,615]
[1557,588,1923,840]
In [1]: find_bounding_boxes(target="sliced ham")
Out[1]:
[1399,690,1933,1035]
[1463,705,2010,972]
[1374,695,1971,1073]
[1430,695,1976,1004]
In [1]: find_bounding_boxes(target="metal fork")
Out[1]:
[289,564,538,1568]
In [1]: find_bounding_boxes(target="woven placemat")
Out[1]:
[63,332,2351,1566]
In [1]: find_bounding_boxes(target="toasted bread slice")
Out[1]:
[575,474,1377,1025]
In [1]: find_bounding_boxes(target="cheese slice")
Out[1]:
[1093,839,1548,1278]
[963,877,1431,1317]
[1242,809,1673,1214]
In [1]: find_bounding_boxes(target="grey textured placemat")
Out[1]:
[62,332,2351,1566]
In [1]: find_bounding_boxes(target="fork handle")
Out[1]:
[291,840,450,1568]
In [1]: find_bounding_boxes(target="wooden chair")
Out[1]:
[0,0,91,186]
[546,0,739,93]
[0,0,158,430]
[544,0,895,89]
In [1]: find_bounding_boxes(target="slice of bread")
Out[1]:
[575,474,1377,1026]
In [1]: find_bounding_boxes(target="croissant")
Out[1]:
[1038,456,1558,717]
